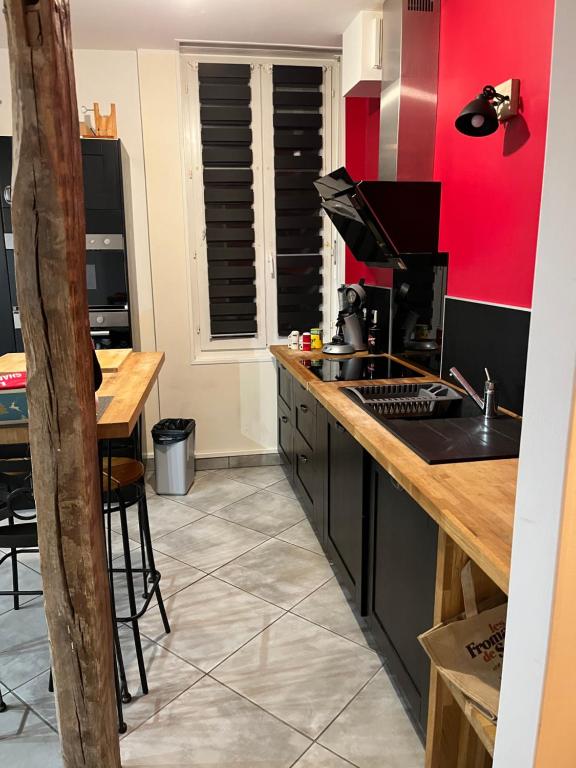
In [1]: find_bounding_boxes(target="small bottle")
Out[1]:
[367,310,384,355]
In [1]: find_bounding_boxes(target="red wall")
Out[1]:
[344,97,392,287]
[344,0,555,308]
[434,0,555,308]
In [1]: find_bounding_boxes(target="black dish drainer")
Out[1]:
[343,382,462,419]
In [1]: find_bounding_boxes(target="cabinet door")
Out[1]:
[277,397,294,473]
[369,462,438,738]
[0,242,15,354]
[277,363,293,412]
[81,140,123,233]
[325,415,366,608]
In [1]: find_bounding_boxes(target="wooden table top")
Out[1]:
[0,351,164,444]
[271,345,518,593]
[0,348,133,374]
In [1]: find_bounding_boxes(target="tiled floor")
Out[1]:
[0,466,425,767]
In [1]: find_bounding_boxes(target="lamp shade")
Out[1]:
[455,94,499,137]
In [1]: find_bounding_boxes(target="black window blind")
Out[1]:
[273,65,324,337]
[198,63,257,338]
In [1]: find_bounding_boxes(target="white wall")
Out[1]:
[0,47,277,458]
[493,1,576,765]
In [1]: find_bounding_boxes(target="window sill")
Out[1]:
[190,349,274,365]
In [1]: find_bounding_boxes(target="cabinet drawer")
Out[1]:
[277,397,294,469]
[293,430,317,514]
[277,363,293,411]
[294,383,317,449]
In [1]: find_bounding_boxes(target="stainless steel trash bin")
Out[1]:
[152,418,195,495]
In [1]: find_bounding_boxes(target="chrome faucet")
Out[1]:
[449,367,499,419]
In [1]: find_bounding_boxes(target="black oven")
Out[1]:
[85,233,128,309]
[4,232,131,351]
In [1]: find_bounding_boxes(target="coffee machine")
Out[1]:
[323,281,368,354]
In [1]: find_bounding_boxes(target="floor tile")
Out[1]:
[0,694,62,766]
[7,548,42,573]
[111,549,204,616]
[223,465,288,489]
[140,576,283,672]
[319,669,425,768]
[294,744,355,767]
[14,632,204,736]
[109,529,139,556]
[214,539,333,609]
[8,671,56,729]
[213,489,305,536]
[112,494,205,543]
[267,478,298,499]
[293,578,375,648]
[0,598,51,691]
[153,516,268,573]
[213,613,382,738]
[276,517,324,555]
[121,676,310,767]
[0,557,43,616]
[173,473,256,514]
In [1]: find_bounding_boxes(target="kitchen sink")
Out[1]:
[344,382,522,464]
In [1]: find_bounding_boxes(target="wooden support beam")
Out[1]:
[3,1,121,765]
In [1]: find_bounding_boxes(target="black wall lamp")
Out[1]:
[455,79,520,137]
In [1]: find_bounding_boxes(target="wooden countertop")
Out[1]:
[0,351,164,443]
[271,345,517,593]
[0,348,133,374]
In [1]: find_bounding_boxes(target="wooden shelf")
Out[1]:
[438,670,497,757]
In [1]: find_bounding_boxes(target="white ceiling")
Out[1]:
[0,0,381,50]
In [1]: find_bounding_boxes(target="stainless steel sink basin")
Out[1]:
[343,382,522,464]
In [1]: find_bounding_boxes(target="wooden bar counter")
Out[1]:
[271,345,516,766]
[0,350,164,444]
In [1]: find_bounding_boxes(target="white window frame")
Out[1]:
[181,49,342,363]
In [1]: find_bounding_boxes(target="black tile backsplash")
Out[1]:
[441,297,531,415]
[363,284,392,352]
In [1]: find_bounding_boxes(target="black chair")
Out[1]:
[0,460,40,612]
[102,457,171,703]
[0,459,130,732]
[0,471,39,718]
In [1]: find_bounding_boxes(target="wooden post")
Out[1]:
[3,1,122,765]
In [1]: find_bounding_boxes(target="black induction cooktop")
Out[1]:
[300,356,427,382]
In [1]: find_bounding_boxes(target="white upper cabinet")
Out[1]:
[342,10,384,98]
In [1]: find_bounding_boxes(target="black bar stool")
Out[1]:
[0,459,129,733]
[102,457,171,702]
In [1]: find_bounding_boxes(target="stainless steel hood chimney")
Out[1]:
[379,0,441,181]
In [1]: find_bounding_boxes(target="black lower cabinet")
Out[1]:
[324,412,367,611]
[368,461,438,739]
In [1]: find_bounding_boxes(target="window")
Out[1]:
[182,50,341,358]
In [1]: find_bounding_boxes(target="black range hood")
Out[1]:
[314,167,447,270]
